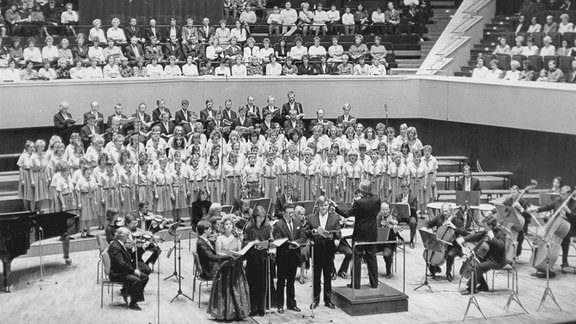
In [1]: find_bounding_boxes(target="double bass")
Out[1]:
[530,191,575,273]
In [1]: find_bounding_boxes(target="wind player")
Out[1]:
[456,214,506,295]
[528,185,576,269]
[273,203,303,314]
[422,203,467,282]
[301,196,341,309]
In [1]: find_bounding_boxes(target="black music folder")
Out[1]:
[456,190,480,207]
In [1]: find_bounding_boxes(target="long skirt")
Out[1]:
[410,177,426,208]
[61,193,76,211]
[262,177,278,202]
[224,177,238,206]
[299,175,316,201]
[19,170,34,201]
[426,173,436,202]
[378,174,390,202]
[79,193,97,225]
[173,185,188,209]
[120,187,136,215]
[103,188,121,212]
[206,180,222,204]
[322,176,338,203]
[33,171,50,202]
[390,176,402,203]
[138,184,154,211]
[154,185,172,213]
[208,258,251,320]
[344,178,361,204]
[187,180,203,203]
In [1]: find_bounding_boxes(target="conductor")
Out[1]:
[333,180,381,289]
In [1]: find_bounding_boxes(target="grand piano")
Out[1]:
[0,211,79,292]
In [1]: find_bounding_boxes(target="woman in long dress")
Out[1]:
[244,206,276,317]
[208,215,251,320]
[408,153,428,215]
[18,140,36,211]
[32,140,51,213]
[76,167,98,237]
[388,153,407,203]
[206,154,223,204]
[422,145,438,204]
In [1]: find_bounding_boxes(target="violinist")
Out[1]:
[503,185,532,257]
[105,208,120,243]
[528,185,576,269]
[456,214,506,295]
[191,188,212,231]
[396,181,418,249]
[124,214,160,274]
[376,202,403,279]
[196,220,228,280]
[424,203,467,282]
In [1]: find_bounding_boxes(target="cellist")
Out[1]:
[456,214,506,295]
[528,185,576,269]
[503,185,532,257]
[423,203,467,282]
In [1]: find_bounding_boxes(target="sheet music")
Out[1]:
[341,228,354,238]
[230,241,255,256]
[271,237,288,247]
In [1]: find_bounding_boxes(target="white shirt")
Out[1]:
[465,177,471,191]
[182,63,199,76]
[231,64,247,77]
[319,212,328,229]
[280,9,298,25]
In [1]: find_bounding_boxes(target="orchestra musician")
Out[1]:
[333,179,380,289]
[124,214,161,274]
[455,165,481,192]
[528,185,576,269]
[108,227,149,311]
[104,208,120,243]
[423,203,467,282]
[376,202,403,279]
[503,185,532,257]
[301,196,341,309]
[196,220,228,280]
[456,214,506,295]
[396,181,418,249]
[273,203,303,314]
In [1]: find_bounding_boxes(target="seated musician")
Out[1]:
[396,181,418,249]
[108,227,149,310]
[503,185,532,257]
[196,220,229,280]
[528,185,576,269]
[124,214,160,274]
[376,202,403,279]
[456,214,506,295]
[275,184,299,219]
[423,203,467,282]
[105,209,121,243]
[232,185,251,213]
[134,201,170,234]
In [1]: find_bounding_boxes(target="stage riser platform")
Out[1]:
[332,285,409,316]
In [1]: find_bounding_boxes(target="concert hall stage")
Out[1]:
[332,284,408,316]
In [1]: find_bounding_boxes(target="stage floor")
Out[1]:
[1,233,576,324]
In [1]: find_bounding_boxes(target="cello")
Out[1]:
[530,191,575,273]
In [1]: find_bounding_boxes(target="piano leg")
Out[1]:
[2,258,12,293]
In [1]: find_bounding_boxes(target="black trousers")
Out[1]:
[276,260,298,309]
[466,259,500,290]
[313,248,333,304]
[336,239,353,274]
[352,243,378,288]
[110,272,149,303]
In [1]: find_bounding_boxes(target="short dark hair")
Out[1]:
[197,220,211,235]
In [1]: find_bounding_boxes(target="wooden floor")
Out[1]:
[1,230,576,324]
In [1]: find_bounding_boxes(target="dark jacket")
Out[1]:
[108,239,136,277]
[196,237,225,280]
[335,193,380,242]
[301,212,341,252]
[273,217,304,264]
[456,177,481,192]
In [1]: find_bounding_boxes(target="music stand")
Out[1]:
[456,191,481,207]
[414,229,437,292]
[164,223,184,282]
[250,198,272,214]
[221,205,233,214]
[539,193,559,206]
[537,241,562,312]
[26,226,58,290]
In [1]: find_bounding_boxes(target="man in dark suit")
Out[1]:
[83,101,104,129]
[315,55,333,75]
[197,17,215,43]
[107,103,129,129]
[53,101,76,143]
[246,95,261,124]
[221,99,237,128]
[196,220,229,279]
[281,91,304,122]
[273,204,304,314]
[199,99,216,127]
[174,99,196,134]
[151,99,172,125]
[108,227,149,310]
[164,35,183,61]
[301,196,341,309]
[132,102,153,130]
[275,184,299,218]
[144,18,164,43]
[455,165,481,192]
[284,109,305,133]
[124,36,145,63]
[308,109,329,132]
[231,106,253,131]
[158,111,175,139]
[165,18,181,42]
[125,18,142,41]
[79,114,101,149]
[124,213,160,274]
[335,103,356,125]
[334,180,380,289]
[396,181,418,248]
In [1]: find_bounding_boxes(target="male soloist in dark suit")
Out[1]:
[174,99,196,134]
[152,99,172,125]
[281,91,304,122]
[108,228,149,310]
[53,101,76,143]
[79,115,102,149]
[301,196,341,309]
[334,180,380,289]
[273,204,304,313]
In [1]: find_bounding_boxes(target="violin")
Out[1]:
[530,191,575,272]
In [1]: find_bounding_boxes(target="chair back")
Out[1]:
[192,251,203,279]
[101,248,112,278]
[96,234,109,254]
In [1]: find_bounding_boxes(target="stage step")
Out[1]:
[0,193,25,213]
[0,171,20,192]
[0,153,19,172]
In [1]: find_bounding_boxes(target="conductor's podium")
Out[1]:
[332,284,408,316]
